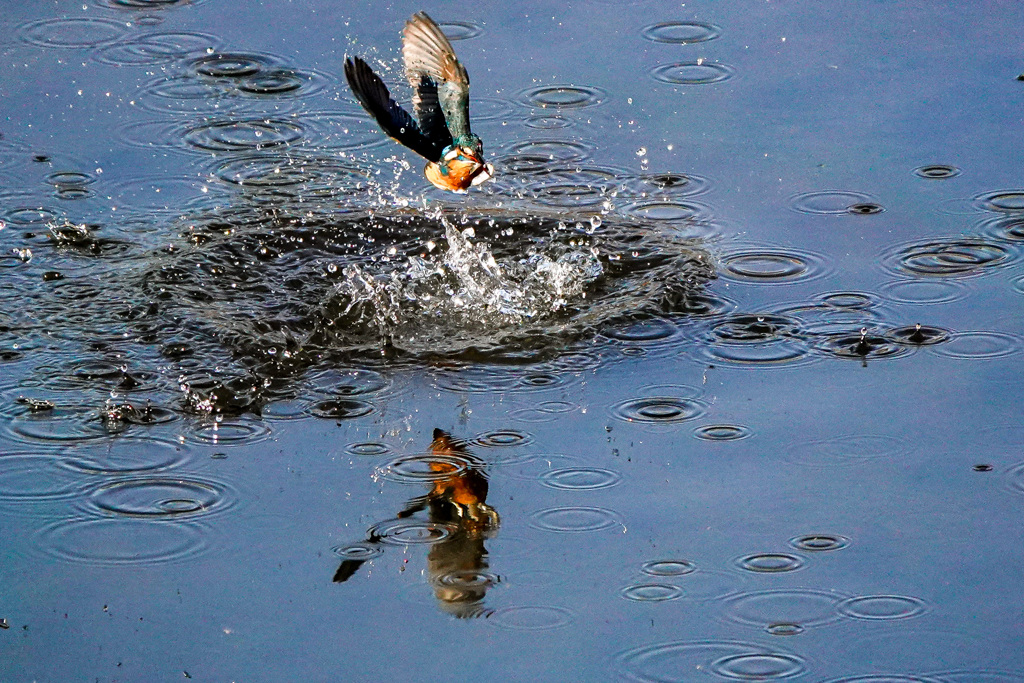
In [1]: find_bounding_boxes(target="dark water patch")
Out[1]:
[914,164,961,179]
[530,506,621,533]
[725,588,845,629]
[693,423,750,441]
[83,475,235,519]
[641,21,721,44]
[790,534,849,552]
[366,518,459,546]
[95,31,219,66]
[183,419,272,445]
[517,85,606,109]
[615,640,801,683]
[975,190,1024,213]
[720,248,829,284]
[0,452,88,506]
[838,595,928,621]
[791,190,875,215]
[31,517,213,566]
[621,583,684,602]
[601,317,679,344]
[487,605,572,630]
[848,202,885,215]
[641,559,697,576]
[786,434,907,467]
[6,405,115,445]
[183,118,305,152]
[539,467,621,490]
[735,553,805,574]
[473,429,533,448]
[814,327,914,361]
[123,398,186,424]
[670,291,736,318]
[307,399,375,419]
[930,331,1022,359]
[619,172,711,199]
[650,62,735,85]
[61,437,187,475]
[889,324,950,346]
[343,441,390,457]
[611,396,707,424]
[438,20,483,41]
[18,17,127,49]
[11,170,714,415]
[879,279,968,305]
[698,313,814,368]
[882,238,1013,278]
[374,453,472,484]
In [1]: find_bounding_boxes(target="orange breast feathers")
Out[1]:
[424,156,482,193]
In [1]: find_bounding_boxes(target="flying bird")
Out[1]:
[344,12,495,193]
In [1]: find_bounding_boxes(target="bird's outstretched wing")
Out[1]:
[403,12,473,142]
[410,73,454,152]
[343,56,449,161]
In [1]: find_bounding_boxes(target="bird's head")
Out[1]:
[425,139,495,192]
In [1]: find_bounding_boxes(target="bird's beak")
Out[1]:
[471,162,495,187]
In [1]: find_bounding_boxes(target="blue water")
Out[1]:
[2,1,1024,680]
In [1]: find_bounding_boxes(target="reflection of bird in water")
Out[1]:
[334,428,499,618]
[344,12,495,193]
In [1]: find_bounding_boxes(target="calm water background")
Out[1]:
[2,0,1024,680]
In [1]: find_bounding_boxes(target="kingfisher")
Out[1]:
[344,12,495,193]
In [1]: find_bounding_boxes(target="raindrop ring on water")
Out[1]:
[650,62,734,85]
[517,85,606,109]
[641,21,721,44]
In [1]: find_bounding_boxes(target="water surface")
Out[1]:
[2,1,1024,680]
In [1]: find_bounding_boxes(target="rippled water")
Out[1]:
[2,1,1024,680]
